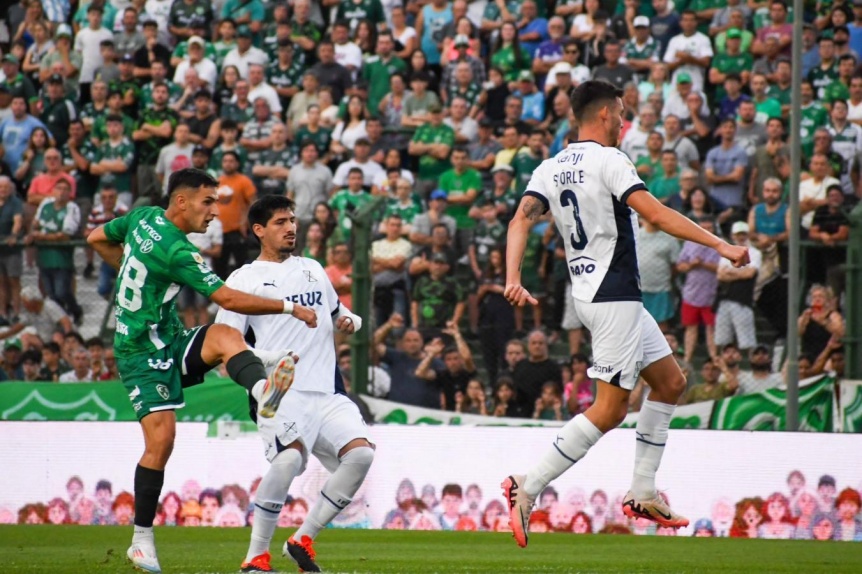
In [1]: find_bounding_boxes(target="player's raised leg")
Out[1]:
[198,323,297,419]
[242,443,305,573]
[286,439,375,572]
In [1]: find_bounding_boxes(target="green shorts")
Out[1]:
[117,325,213,420]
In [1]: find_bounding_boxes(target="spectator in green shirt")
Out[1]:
[330,167,374,238]
[438,146,482,237]
[651,150,682,203]
[363,30,408,117]
[408,102,455,196]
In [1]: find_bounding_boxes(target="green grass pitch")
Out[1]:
[2,526,860,574]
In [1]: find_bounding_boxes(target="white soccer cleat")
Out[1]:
[501,474,535,548]
[255,348,299,370]
[127,544,161,573]
[258,353,296,419]
[621,490,690,528]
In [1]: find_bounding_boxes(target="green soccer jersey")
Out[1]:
[172,40,218,64]
[483,0,522,23]
[753,97,782,125]
[650,173,680,202]
[800,102,829,157]
[213,40,237,66]
[824,80,850,105]
[511,147,543,195]
[292,126,331,157]
[220,102,255,126]
[110,78,142,116]
[40,97,77,147]
[330,189,374,237]
[363,55,408,115]
[766,84,791,106]
[472,219,506,267]
[439,167,482,229]
[383,198,424,224]
[688,0,723,33]
[412,123,456,181]
[136,107,180,165]
[96,137,136,192]
[210,144,249,172]
[622,37,660,63]
[336,0,385,31]
[62,139,100,201]
[267,59,306,100]
[636,155,662,187]
[80,102,108,129]
[169,0,213,30]
[104,206,224,357]
[140,80,184,108]
[711,53,754,100]
[446,83,482,109]
[34,199,77,270]
[411,275,465,329]
[253,146,294,195]
[809,63,839,100]
[491,45,532,83]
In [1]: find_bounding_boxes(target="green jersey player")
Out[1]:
[87,168,317,574]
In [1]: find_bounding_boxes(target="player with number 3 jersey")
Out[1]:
[501,81,750,548]
[88,169,318,574]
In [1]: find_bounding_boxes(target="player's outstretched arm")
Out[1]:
[626,191,750,268]
[87,226,125,270]
[210,285,318,327]
[504,195,543,306]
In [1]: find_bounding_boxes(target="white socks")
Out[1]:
[250,348,287,370]
[523,414,604,497]
[295,447,374,541]
[245,448,303,562]
[132,525,154,547]
[631,399,675,498]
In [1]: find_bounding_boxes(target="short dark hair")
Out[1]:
[65,331,85,347]
[43,342,61,355]
[199,488,221,504]
[248,195,296,238]
[220,118,238,131]
[442,484,463,498]
[570,80,623,124]
[86,337,105,348]
[348,167,364,177]
[167,168,218,196]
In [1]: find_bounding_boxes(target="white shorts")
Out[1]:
[714,300,757,350]
[573,299,671,391]
[561,285,584,330]
[259,390,369,472]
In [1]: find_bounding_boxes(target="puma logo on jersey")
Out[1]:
[263,280,277,288]
[286,291,323,307]
[304,270,318,283]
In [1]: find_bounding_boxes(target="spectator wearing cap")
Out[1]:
[591,41,635,88]
[710,28,754,97]
[442,33,487,100]
[251,122,292,197]
[752,1,793,58]
[132,20,171,82]
[545,40,591,92]
[0,176,23,325]
[410,190,457,247]
[681,358,738,405]
[172,35,218,89]
[41,71,79,151]
[223,26,269,80]
[676,215,721,363]
[93,40,120,86]
[213,151,256,279]
[90,114,135,203]
[331,138,385,190]
[621,16,660,78]
[409,102,455,196]
[75,4,115,103]
[0,336,25,380]
[170,18,218,69]
[715,221,762,352]
[131,81,179,201]
[663,9,713,91]
[1,53,37,108]
[481,165,519,223]
[809,33,840,101]
[309,41,352,104]
[287,140,333,234]
[190,144,217,179]
[114,8,145,56]
[169,0,214,42]
[39,25,82,99]
[705,117,748,211]
[514,71,545,126]
[268,40,306,114]
[185,89,220,149]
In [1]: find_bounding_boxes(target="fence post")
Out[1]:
[347,197,387,395]
[846,202,862,380]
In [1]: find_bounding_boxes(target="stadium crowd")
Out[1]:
[7,470,862,540]
[0,0,853,415]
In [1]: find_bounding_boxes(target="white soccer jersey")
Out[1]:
[525,141,646,304]
[215,257,343,393]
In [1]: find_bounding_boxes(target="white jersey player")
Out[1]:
[502,81,750,547]
[215,195,373,574]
